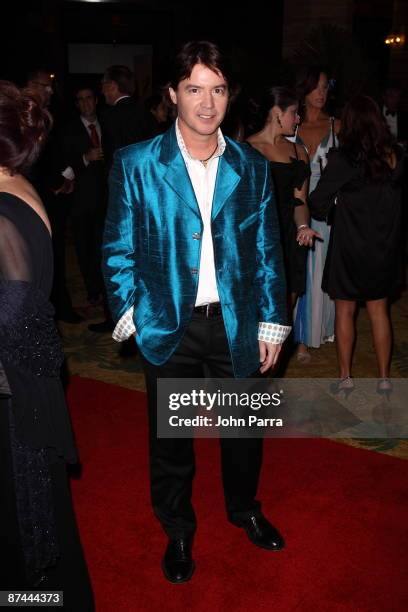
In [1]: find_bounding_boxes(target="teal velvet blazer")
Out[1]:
[102,124,287,377]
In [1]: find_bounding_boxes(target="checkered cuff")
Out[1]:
[62,166,75,180]
[258,322,291,344]
[112,307,136,342]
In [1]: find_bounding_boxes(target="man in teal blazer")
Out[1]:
[103,41,291,583]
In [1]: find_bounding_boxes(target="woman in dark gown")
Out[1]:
[309,95,404,393]
[247,87,318,310]
[0,82,93,608]
[269,144,312,296]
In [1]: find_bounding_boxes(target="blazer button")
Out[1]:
[191,268,198,274]
[192,232,201,240]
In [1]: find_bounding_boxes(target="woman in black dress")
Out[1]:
[0,82,93,608]
[309,95,404,394]
[247,86,319,311]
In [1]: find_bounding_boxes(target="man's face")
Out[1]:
[29,71,53,107]
[384,89,400,113]
[101,79,118,106]
[76,89,97,118]
[169,63,229,140]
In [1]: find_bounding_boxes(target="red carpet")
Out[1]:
[67,376,408,612]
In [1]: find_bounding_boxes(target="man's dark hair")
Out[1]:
[383,81,401,93]
[25,68,51,85]
[103,65,135,96]
[169,40,236,95]
[75,85,97,99]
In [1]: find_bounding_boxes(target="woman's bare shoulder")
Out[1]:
[294,143,309,163]
[246,135,271,156]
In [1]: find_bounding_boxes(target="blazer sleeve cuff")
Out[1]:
[112,307,136,342]
[258,322,292,344]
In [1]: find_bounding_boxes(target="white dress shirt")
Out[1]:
[176,121,223,306]
[114,95,131,105]
[383,106,398,138]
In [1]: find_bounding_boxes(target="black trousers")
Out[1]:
[70,205,105,301]
[141,311,263,539]
[45,193,75,319]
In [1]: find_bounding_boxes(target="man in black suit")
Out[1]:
[89,65,145,335]
[61,87,107,305]
[100,65,145,169]
[382,84,408,147]
[26,68,83,323]
[382,84,408,263]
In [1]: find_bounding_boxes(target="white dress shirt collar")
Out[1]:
[114,95,131,106]
[80,115,100,130]
[383,105,398,138]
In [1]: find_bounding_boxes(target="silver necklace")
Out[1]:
[198,143,219,166]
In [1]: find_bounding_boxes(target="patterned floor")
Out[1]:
[61,240,408,459]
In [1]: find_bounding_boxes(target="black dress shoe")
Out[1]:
[231,513,285,551]
[88,319,114,333]
[162,538,195,584]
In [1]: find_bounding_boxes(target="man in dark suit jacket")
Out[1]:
[26,68,83,323]
[382,84,408,147]
[61,87,107,304]
[100,65,145,169]
[382,84,408,262]
[89,65,145,335]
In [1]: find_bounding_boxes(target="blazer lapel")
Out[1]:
[80,120,92,148]
[211,144,241,221]
[160,126,201,219]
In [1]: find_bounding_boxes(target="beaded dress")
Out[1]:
[0,193,77,587]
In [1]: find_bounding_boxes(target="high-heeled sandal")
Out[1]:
[376,378,392,399]
[330,376,354,398]
[296,351,311,364]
